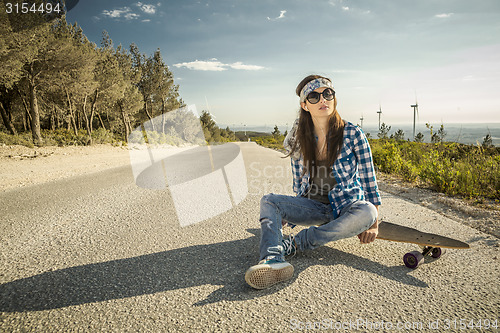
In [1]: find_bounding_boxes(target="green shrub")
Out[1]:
[370,139,499,200]
[372,141,404,174]
[91,128,116,144]
[0,131,35,147]
[400,159,419,183]
[0,128,120,147]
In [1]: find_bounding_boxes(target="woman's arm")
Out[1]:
[358,205,379,244]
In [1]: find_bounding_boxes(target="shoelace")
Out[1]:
[283,234,296,257]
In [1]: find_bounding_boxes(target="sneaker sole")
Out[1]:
[245,262,294,289]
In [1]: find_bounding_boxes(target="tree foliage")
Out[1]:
[415,132,424,143]
[199,110,236,143]
[0,10,182,146]
[272,125,281,138]
[482,134,493,148]
[377,123,391,139]
[391,129,405,141]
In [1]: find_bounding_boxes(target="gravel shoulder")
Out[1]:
[0,144,130,192]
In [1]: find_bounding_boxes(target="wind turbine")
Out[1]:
[377,105,382,130]
[411,92,419,140]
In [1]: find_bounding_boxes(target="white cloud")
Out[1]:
[102,5,158,21]
[435,13,453,18]
[174,60,227,71]
[173,59,265,71]
[267,10,286,21]
[102,7,140,20]
[328,0,343,6]
[331,3,371,15]
[229,62,265,70]
[102,7,132,18]
[137,2,156,14]
[125,13,140,20]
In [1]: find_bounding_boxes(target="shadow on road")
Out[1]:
[0,229,427,312]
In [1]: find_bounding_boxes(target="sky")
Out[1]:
[65,0,500,130]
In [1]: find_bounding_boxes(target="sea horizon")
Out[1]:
[221,122,500,146]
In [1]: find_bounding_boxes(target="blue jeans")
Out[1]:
[259,193,378,261]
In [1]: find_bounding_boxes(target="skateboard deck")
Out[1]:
[377,221,470,249]
[376,221,470,268]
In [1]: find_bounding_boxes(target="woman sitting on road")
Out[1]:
[245,74,382,289]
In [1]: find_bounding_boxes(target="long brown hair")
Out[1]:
[286,74,345,177]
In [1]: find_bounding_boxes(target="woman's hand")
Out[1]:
[358,221,378,244]
[358,205,379,244]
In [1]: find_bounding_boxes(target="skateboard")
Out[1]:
[376,221,470,269]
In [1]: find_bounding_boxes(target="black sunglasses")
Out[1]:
[306,88,335,104]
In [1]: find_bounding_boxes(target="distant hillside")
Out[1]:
[234,131,270,141]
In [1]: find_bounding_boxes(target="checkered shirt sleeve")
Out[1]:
[351,126,382,206]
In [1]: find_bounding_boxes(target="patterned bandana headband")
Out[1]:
[299,78,333,103]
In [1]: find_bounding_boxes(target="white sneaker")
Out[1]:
[245,258,294,289]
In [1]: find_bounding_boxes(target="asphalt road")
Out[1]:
[1,142,499,332]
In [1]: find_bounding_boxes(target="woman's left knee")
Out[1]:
[354,201,378,224]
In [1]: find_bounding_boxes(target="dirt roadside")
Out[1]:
[0,144,130,192]
[1,143,498,239]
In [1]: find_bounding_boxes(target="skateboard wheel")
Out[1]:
[403,251,424,269]
[430,248,446,259]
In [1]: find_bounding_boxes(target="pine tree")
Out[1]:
[482,134,493,148]
[2,8,53,144]
[150,49,178,134]
[51,21,100,142]
[437,124,446,143]
[272,125,281,138]
[377,123,391,139]
[393,129,405,141]
[114,45,143,142]
[200,110,218,143]
[92,32,132,136]
[130,44,155,130]
[415,132,424,143]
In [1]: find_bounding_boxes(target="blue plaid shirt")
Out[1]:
[285,120,381,218]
